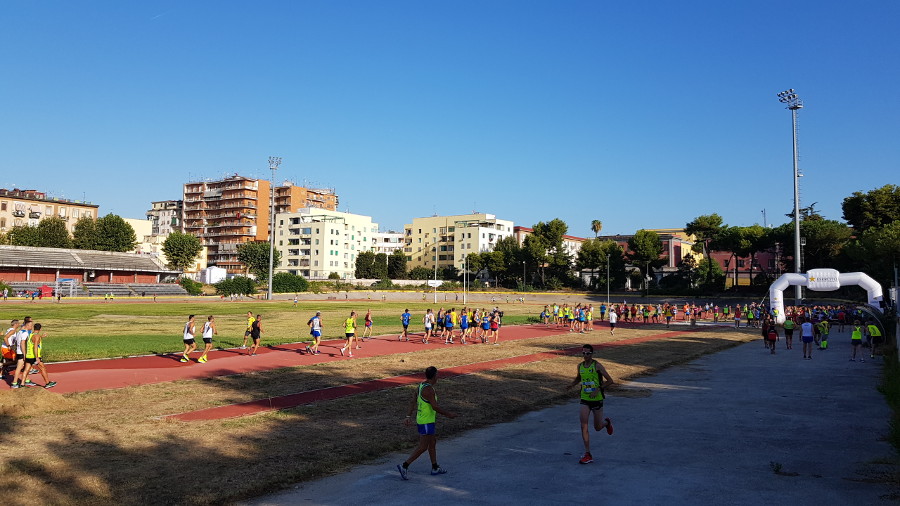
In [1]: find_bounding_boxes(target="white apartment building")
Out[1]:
[146,200,183,235]
[404,213,514,272]
[275,208,377,280]
[371,231,404,256]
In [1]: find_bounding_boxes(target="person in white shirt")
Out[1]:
[800,318,815,360]
[608,310,618,336]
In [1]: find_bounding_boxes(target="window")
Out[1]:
[72,209,80,219]
[0,201,5,211]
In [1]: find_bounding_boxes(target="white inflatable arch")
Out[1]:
[769,268,884,324]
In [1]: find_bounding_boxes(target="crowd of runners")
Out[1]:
[1,316,57,389]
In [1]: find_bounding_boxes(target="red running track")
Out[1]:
[166,326,707,421]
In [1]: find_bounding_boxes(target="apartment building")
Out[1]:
[275,208,377,280]
[0,188,99,234]
[146,200,183,235]
[371,231,404,256]
[183,175,339,275]
[403,213,515,272]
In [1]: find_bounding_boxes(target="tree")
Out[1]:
[465,252,484,278]
[685,214,724,287]
[36,216,72,248]
[493,235,523,287]
[214,276,256,296]
[771,219,851,271]
[355,251,375,278]
[591,220,603,238]
[95,214,137,252]
[525,219,571,287]
[576,238,605,289]
[162,232,203,271]
[272,272,309,293]
[236,241,281,281]
[5,225,42,247]
[842,184,900,233]
[373,253,388,279]
[627,229,665,288]
[72,216,99,250]
[408,266,432,280]
[387,249,407,279]
[696,257,726,288]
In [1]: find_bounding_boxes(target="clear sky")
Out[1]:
[2,1,897,238]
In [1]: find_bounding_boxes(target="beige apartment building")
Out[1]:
[404,213,515,272]
[146,200,183,235]
[275,208,376,280]
[0,188,99,234]
[183,175,338,274]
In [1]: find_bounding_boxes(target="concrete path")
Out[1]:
[250,329,897,505]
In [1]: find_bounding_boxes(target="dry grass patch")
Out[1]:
[0,325,759,505]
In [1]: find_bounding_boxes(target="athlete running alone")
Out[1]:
[307,311,323,354]
[397,366,457,480]
[566,344,614,464]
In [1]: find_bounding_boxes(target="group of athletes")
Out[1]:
[757,304,884,361]
[2,316,57,389]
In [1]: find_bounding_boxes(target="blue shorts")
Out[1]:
[482,324,490,330]
[417,423,436,435]
[460,324,468,330]
[311,330,321,338]
[802,335,814,343]
[445,324,454,329]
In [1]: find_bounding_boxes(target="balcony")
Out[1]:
[12,210,25,217]
[29,211,41,219]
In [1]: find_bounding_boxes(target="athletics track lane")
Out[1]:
[167,326,709,421]
[36,323,707,400]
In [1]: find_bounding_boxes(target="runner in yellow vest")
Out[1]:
[867,322,883,359]
[850,320,863,361]
[340,311,357,358]
[567,344,614,464]
[397,366,457,480]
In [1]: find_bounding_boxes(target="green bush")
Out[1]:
[371,278,394,290]
[272,272,309,293]
[408,266,432,280]
[214,276,256,296]
[178,277,203,296]
[327,272,341,280]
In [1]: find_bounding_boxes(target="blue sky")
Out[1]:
[2,1,898,237]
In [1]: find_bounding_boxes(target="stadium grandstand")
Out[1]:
[0,245,187,296]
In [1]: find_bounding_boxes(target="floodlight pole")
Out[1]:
[267,156,282,301]
[606,253,610,306]
[778,89,803,305]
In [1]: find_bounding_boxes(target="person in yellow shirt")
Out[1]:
[340,311,358,357]
[240,311,255,350]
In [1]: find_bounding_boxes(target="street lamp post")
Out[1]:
[463,254,467,305]
[522,261,526,292]
[777,89,803,305]
[606,253,610,306]
[433,238,438,304]
[266,156,281,301]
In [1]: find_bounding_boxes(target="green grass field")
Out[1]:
[1,300,538,361]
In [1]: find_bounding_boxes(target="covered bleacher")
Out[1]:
[0,245,183,296]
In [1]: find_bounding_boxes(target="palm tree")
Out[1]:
[591,220,603,238]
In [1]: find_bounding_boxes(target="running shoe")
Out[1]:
[198,356,208,363]
[250,353,258,356]
[25,381,39,387]
[44,381,57,389]
[397,464,409,480]
[605,417,614,435]
[339,347,345,356]
[30,368,39,374]
[239,345,247,350]
[305,345,312,354]
[431,466,448,475]
[11,383,20,389]
[179,357,189,363]
[579,452,593,464]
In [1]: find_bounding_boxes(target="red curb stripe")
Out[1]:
[167,327,707,421]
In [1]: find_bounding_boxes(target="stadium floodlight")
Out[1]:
[267,156,282,301]
[777,89,803,305]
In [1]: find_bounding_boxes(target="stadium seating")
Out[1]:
[129,283,189,296]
